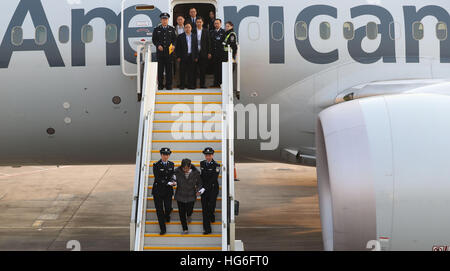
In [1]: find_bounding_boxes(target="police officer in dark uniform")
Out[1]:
[223,21,238,61]
[152,147,176,235]
[152,13,177,90]
[200,147,221,235]
[210,19,226,88]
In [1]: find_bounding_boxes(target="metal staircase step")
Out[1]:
[152,141,222,152]
[152,131,222,141]
[145,221,221,233]
[153,120,222,131]
[154,113,222,121]
[147,197,222,209]
[146,208,221,221]
[144,234,222,246]
[144,245,221,251]
[155,102,222,111]
[149,150,222,161]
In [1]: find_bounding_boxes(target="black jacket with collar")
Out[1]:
[175,32,199,61]
[151,25,176,58]
[152,160,175,196]
[200,160,221,190]
[195,28,211,59]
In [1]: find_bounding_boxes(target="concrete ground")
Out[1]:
[0,163,322,251]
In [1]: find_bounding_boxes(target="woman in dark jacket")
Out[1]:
[173,159,204,234]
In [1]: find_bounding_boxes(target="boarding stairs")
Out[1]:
[128,41,241,251]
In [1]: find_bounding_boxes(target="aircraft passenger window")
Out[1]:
[436,22,448,41]
[343,22,354,40]
[81,24,93,43]
[11,26,23,46]
[320,22,331,40]
[271,21,284,41]
[35,25,47,45]
[59,25,70,43]
[413,22,424,40]
[105,24,118,43]
[366,22,378,40]
[295,21,308,41]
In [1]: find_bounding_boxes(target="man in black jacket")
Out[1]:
[152,148,176,235]
[210,19,226,88]
[186,8,199,32]
[152,13,177,90]
[194,17,212,88]
[200,147,221,235]
[176,23,199,89]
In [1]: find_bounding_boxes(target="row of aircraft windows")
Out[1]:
[293,21,448,41]
[10,24,118,46]
[9,21,449,45]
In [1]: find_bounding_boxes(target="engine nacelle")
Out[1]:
[316,93,450,251]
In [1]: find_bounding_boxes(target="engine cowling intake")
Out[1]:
[316,93,450,251]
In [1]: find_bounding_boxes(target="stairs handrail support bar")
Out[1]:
[132,45,158,251]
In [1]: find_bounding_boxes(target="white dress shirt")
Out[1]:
[176,25,184,35]
[186,33,192,54]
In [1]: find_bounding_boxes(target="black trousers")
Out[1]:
[195,56,208,87]
[180,55,196,89]
[158,56,173,89]
[153,193,173,232]
[201,186,219,232]
[212,56,223,86]
[177,201,195,231]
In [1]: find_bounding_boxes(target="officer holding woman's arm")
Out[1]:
[152,148,175,235]
[200,147,221,235]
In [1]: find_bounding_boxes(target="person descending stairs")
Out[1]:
[144,88,223,251]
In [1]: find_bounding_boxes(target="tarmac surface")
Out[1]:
[0,163,322,251]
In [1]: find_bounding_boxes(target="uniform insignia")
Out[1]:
[216,167,220,172]
[230,35,235,42]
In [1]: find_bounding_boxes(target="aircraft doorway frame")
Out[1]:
[170,0,217,13]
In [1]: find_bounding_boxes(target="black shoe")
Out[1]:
[166,87,172,90]
[166,216,171,223]
[160,230,166,235]
[211,216,215,223]
[200,85,206,89]
[203,230,211,235]
[158,87,164,90]
[179,87,185,90]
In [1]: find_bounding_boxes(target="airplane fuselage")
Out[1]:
[1,0,450,165]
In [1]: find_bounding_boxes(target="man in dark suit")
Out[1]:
[210,19,226,87]
[186,8,199,32]
[176,23,199,90]
[194,17,212,88]
[207,10,216,32]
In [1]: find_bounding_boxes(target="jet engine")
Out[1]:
[316,93,450,251]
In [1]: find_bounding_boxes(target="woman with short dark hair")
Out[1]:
[172,159,204,234]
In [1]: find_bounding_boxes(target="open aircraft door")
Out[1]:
[120,0,171,76]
